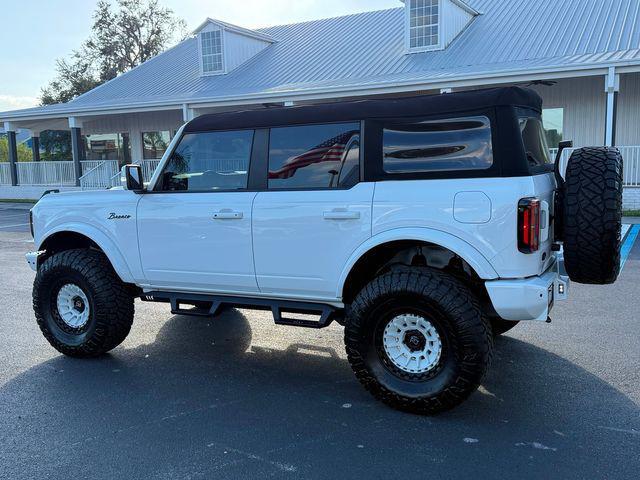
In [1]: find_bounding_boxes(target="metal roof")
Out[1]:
[3,0,640,120]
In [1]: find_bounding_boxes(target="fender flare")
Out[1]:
[37,223,136,284]
[336,227,499,298]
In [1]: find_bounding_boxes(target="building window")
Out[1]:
[542,108,564,148]
[383,116,493,173]
[268,123,361,189]
[408,0,440,50]
[84,133,131,165]
[201,29,224,74]
[143,131,171,160]
[157,130,253,192]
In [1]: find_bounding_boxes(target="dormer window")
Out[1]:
[403,0,478,54]
[408,0,440,51]
[201,29,224,75]
[194,19,275,77]
[407,0,440,51]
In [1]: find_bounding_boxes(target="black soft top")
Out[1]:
[184,87,542,133]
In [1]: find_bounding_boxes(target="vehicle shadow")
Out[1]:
[2,308,638,479]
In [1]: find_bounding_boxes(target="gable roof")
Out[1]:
[3,0,640,120]
[192,18,276,43]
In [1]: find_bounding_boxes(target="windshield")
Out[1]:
[519,117,552,167]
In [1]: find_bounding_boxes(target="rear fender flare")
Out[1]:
[337,227,499,299]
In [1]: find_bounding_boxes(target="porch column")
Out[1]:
[29,130,41,162]
[3,122,19,186]
[605,66,620,147]
[68,117,84,186]
[129,129,143,164]
[182,104,196,122]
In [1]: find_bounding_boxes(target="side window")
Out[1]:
[157,130,254,192]
[382,116,493,174]
[268,123,360,189]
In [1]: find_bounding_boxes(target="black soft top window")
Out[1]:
[382,116,493,174]
[519,116,552,167]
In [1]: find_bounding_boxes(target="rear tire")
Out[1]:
[562,147,623,284]
[33,249,134,357]
[344,267,493,415]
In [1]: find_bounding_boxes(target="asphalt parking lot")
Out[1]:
[0,203,639,479]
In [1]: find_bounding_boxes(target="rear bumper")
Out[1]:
[485,256,569,322]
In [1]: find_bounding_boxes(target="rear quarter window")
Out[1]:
[519,116,553,168]
[382,116,493,174]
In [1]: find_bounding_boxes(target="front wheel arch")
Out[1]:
[37,227,135,284]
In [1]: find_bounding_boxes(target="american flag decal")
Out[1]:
[269,130,359,179]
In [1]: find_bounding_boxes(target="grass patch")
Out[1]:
[623,210,640,217]
[0,198,37,204]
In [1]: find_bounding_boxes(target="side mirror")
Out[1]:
[124,164,145,192]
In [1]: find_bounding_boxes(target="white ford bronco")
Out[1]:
[27,87,623,414]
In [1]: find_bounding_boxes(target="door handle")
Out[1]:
[323,210,360,220]
[213,210,243,220]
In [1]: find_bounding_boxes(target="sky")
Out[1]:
[0,0,400,112]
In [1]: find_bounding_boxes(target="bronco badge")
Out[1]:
[107,213,132,220]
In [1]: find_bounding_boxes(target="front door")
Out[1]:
[137,129,259,293]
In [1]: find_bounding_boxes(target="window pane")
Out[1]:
[84,133,130,166]
[201,29,223,73]
[143,131,171,160]
[158,130,253,192]
[268,123,360,189]
[519,117,552,166]
[383,116,493,173]
[409,0,439,48]
[542,108,563,148]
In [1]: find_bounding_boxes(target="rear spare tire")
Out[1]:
[562,147,623,284]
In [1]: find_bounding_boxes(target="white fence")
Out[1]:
[9,160,124,187]
[141,159,161,182]
[17,161,76,186]
[0,163,10,185]
[550,146,640,187]
[80,159,161,190]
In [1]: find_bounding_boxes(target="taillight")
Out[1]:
[518,198,540,253]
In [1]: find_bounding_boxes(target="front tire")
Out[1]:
[344,267,493,414]
[33,249,134,357]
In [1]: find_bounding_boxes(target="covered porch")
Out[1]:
[1,107,185,190]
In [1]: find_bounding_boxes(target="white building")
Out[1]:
[1,0,640,206]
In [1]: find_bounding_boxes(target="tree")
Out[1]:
[41,0,186,105]
[0,136,34,162]
[39,130,73,161]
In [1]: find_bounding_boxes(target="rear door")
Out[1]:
[252,122,373,300]
[137,129,259,293]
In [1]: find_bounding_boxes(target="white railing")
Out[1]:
[17,161,76,186]
[79,160,120,190]
[0,163,11,185]
[620,146,640,187]
[141,159,161,182]
[550,146,640,187]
